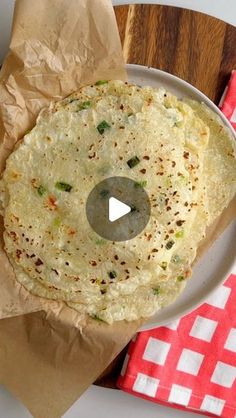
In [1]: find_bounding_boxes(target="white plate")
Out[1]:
[127,64,236,331]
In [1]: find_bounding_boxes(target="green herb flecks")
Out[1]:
[95,238,106,246]
[160,261,167,270]
[153,287,160,295]
[55,182,72,192]
[175,230,184,239]
[97,120,111,135]
[127,156,140,168]
[108,270,117,279]
[53,217,61,227]
[37,185,47,196]
[134,180,147,189]
[79,101,91,111]
[100,189,109,199]
[177,275,185,282]
[130,205,138,213]
[172,254,181,264]
[95,80,108,86]
[91,314,106,322]
[166,240,174,250]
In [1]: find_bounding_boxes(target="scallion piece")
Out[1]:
[91,314,106,322]
[175,230,184,238]
[166,240,174,250]
[95,238,106,245]
[130,205,137,213]
[153,287,160,295]
[97,120,111,135]
[100,189,109,199]
[37,185,47,196]
[108,270,117,279]
[55,182,72,192]
[160,261,167,270]
[79,101,91,111]
[177,275,185,282]
[134,180,147,188]
[127,156,140,168]
[95,80,108,86]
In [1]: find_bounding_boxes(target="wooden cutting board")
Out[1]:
[95,4,236,389]
[115,4,236,104]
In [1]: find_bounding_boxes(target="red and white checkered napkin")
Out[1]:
[118,73,236,418]
[118,274,236,417]
[219,71,236,130]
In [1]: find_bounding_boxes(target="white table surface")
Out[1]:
[0,1,235,418]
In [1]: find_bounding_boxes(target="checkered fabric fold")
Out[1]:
[118,73,236,418]
[219,71,236,130]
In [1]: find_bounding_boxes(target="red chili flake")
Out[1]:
[114,255,119,260]
[184,202,188,206]
[156,172,164,176]
[146,233,152,241]
[174,211,180,216]
[88,152,96,159]
[120,261,126,265]
[90,260,97,266]
[143,156,150,160]
[119,126,125,130]
[101,280,106,285]
[159,157,163,162]
[48,195,57,210]
[91,279,96,283]
[183,151,189,159]
[172,161,176,167]
[169,229,174,234]
[140,168,146,174]
[51,268,59,275]
[166,206,171,211]
[68,229,76,236]
[151,248,158,253]
[120,104,124,110]
[147,255,151,260]
[125,269,130,274]
[173,191,177,196]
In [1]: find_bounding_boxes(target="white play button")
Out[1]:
[109,197,131,222]
[86,176,151,241]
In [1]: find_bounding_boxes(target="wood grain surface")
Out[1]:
[115,4,236,104]
[96,5,236,389]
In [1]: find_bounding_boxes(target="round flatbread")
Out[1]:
[0,81,235,323]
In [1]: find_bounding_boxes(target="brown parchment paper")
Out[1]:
[0,1,235,417]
